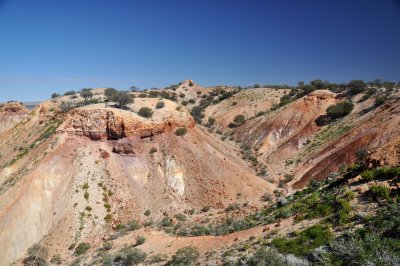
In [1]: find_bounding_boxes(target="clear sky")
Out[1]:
[0,0,399,102]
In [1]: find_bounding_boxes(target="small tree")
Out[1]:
[80,89,93,104]
[138,107,153,118]
[348,80,366,95]
[115,91,133,108]
[51,93,60,99]
[130,86,139,92]
[104,88,118,102]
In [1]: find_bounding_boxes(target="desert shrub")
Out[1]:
[175,127,187,136]
[104,214,112,222]
[261,192,272,202]
[190,106,205,123]
[321,232,400,265]
[80,89,93,104]
[233,115,246,125]
[347,80,366,95]
[111,247,147,265]
[201,206,211,212]
[127,220,141,231]
[84,191,89,200]
[103,242,113,251]
[206,117,215,127]
[74,242,91,256]
[326,101,354,119]
[138,93,147,98]
[181,100,188,106]
[189,81,194,87]
[104,88,117,101]
[361,166,400,181]
[156,101,165,109]
[371,203,400,238]
[64,90,76,96]
[137,107,153,118]
[144,210,151,216]
[179,93,185,98]
[135,236,146,246]
[175,213,187,222]
[169,246,199,265]
[85,206,92,211]
[50,254,62,264]
[51,93,60,99]
[160,217,173,227]
[368,185,390,201]
[188,99,196,104]
[271,224,333,256]
[374,96,387,107]
[115,91,133,108]
[247,248,292,266]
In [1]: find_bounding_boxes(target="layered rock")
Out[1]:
[0,102,29,134]
[57,103,195,140]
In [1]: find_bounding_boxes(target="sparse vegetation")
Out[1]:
[137,107,153,118]
[175,127,187,136]
[156,101,165,109]
[326,101,354,119]
[169,246,199,266]
[74,242,91,256]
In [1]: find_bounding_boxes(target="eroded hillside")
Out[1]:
[0,81,399,265]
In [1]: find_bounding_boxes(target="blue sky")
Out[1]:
[0,0,399,101]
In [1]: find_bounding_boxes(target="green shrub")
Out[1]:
[374,96,387,107]
[175,127,187,136]
[50,254,62,264]
[261,192,272,202]
[201,206,210,212]
[156,101,165,109]
[271,224,333,256]
[138,107,154,118]
[135,236,146,246]
[368,185,390,201]
[104,214,112,222]
[112,247,147,265]
[175,213,187,222]
[233,114,246,125]
[84,191,89,200]
[144,210,151,216]
[348,80,366,95]
[74,242,91,256]
[127,220,141,231]
[169,246,199,265]
[326,101,354,119]
[247,248,291,266]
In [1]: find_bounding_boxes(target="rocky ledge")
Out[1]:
[57,104,195,140]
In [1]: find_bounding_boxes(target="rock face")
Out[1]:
[112,140,136,156]
[0,102,29,134]
[57,103,195,140]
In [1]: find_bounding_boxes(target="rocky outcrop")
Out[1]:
[112,141,136,156]
[0,102,29,134]
[57,104,195,140]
